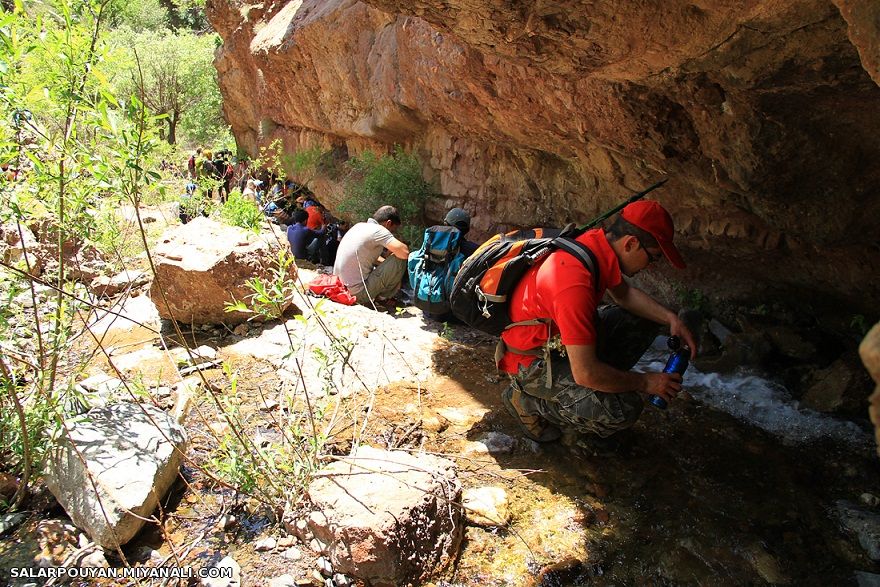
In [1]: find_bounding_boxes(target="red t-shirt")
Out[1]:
[497,228,623,374]
[305,206,324,230]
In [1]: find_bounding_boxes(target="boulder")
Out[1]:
[305,445,462,586]
[89,269,150,298]
[148,217,296,325]
[801,352,872,414]
[44,403,187,549]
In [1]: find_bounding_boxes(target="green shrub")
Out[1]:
[339,146,432,247]
[220,190,263,230]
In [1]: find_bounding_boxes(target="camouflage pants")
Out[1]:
[506,305,660,438]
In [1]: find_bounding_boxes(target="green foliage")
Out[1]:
[106,27,227,146]
[0,0,171,505]
[339,146,431,247]
[220,189,262,230]
[225,249,296,321]
[107,0,169,33]
[252,138,292,181]
[677,286,712,315]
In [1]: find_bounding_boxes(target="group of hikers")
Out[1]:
[310,193,697,454]
[175,147,697,453]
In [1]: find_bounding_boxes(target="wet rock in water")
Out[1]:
[863,493,880,508]
[149,217,297,325]
[766,325,818,361]
[801,353,872,414]
[305,445,462,586]
[44,403,187,549]
[855,571,880,587]
[201,555,241,587]
[744,542,790,584]
[835,500,880,560]
[529,557,586,587]
[462,486,509,527]
[695,331,773,373]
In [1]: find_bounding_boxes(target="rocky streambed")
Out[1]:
[1,209,878,586]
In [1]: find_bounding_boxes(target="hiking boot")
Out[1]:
[561,430,631,458]
[501,386,561,442]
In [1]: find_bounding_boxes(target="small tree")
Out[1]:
[109,28,223,145]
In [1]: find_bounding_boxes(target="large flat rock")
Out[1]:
[45,403,187,548]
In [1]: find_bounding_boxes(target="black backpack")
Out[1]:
[448,226,600,336]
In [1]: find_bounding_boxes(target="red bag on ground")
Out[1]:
[307,274,357,305]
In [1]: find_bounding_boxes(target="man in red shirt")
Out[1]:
[500,200,698,444]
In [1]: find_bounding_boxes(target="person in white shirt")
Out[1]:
[333,206,410,307]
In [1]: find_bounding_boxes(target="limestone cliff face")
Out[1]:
[206,0,880,315]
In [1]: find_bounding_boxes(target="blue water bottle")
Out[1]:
[649,336,690,409]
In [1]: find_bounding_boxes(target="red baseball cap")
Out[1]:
[620,200,686,269]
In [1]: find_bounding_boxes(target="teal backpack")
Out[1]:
[407,226,465,314]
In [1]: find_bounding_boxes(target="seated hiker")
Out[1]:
[333,206,409,307]
[443,207,479,258]
[287,209,317,260]
[499,200,698,446]
[295,193,326,231]
[307,220,349,266]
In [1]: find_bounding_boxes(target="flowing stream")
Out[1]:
[448,338,879,586]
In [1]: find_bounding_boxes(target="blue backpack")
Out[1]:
[408,226,465,314]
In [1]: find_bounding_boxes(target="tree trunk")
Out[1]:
[167,110,178,145]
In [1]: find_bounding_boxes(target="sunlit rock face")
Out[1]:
[206,0,880,313]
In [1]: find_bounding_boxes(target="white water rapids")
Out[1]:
[636,337,871,449]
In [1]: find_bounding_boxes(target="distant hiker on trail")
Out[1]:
[443,207,479,258]
[499,200,698,448]
[187,147,201,179]
[287,209,317,261]
[197,150,217,200]
[214,152,234,203]
[333,205,409,308]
